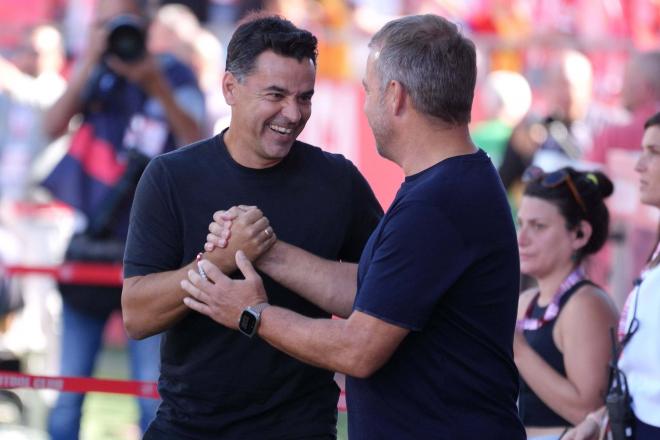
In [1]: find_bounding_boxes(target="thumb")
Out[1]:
[214,209,235,222]
[235,250,259,280]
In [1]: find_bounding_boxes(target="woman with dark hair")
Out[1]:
[565,112,660,439]
[515,165,620,439]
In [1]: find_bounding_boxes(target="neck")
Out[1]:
[536,263,579,305]
[394,120,477,176]
[223,127,282,169]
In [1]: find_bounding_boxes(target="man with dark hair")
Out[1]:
[186,14,525,439]
[122,12,382,439]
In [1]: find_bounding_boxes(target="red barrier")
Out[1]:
[0,370,349,411]
[0,370,159,399]
[3,262,123,286]
[2,263,349,411]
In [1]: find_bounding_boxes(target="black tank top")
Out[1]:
[518,280,595,427]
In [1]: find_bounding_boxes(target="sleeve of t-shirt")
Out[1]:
[338,161,384,262]
[123,157,184,277]
[353,201,470,330]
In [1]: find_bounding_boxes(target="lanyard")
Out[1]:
[616,241,658,345]
[517,267,586,331]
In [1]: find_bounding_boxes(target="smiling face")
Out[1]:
[223,50,316,169]
[635,125,660,208]
[517,196,579,279]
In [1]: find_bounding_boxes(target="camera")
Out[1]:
[106,14,146,62]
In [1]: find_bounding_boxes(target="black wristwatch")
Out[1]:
[238,302,270,338]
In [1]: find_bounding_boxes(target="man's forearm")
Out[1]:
[122,263,195,339]
[122,246,242,339]
[257,307,362,375]
[257,307,407,378]
[256,241,358,318]
[43,57,96,138]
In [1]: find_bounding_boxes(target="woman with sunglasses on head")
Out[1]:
[564,113,660,440]
[515,165,620,440]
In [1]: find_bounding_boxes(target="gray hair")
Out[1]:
[368,14,477,125]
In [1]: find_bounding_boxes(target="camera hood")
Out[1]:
[106,14,147,62]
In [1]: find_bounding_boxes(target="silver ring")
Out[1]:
[197,263,208,281]
[264,228,271,237]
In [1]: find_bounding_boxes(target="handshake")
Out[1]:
[203,205,276,258]
[180,206,277,332]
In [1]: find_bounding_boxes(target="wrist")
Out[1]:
[586,411,603,429]
[238,302,270,338]
[255,240,282,271]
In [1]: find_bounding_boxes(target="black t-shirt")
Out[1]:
[124,133,383,439]
[519,280,594,427]
[347,149,525,439]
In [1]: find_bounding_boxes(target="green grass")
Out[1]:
[80,347,139,440]
[337,413,348,440]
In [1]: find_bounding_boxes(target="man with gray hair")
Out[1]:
[184,14,525,439]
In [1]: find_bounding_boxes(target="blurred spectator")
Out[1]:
[0,23,67,369]
[206,0,265,54]
[472,70,532,168]
[39,0,204,438]
[0,24,66,201]
[588,50,660,165]
[515,166,619,439]
[349,0,403,36]
[150,3,228,135]
[160,0,208,22]
[148,2,201,67]
[499,50,614,208]
[193,28,230,134]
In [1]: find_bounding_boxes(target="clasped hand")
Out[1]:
[180,206,275,328]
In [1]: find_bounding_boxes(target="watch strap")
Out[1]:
[249,302,270,317]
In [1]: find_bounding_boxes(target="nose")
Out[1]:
[281,99,301,123]
[517,226,529,248]
[635,153,646,173]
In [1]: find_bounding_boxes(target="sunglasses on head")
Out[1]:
[522,166,588,214]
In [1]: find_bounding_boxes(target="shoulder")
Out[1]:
[146,136,216,175]
[291,140,364,179]
[159,135,215,161]
[559,283,618,327]
[564,283,616,312]
[293,140,351,164]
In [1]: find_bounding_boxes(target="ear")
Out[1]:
[572,220,592,250]
[222,71,239,106]
[390,80,406,116]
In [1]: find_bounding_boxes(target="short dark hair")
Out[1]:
[225,12,318,82]
[368,14,476,125]
[524,167,614,263]
[644,111,660,130]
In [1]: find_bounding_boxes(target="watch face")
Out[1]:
[239,310,257,336]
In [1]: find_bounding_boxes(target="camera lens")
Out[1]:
[106,14,146,62]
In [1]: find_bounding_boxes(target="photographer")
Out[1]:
[41,0,204,438]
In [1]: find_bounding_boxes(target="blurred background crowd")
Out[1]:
[0,0,658,438]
